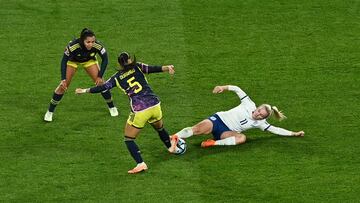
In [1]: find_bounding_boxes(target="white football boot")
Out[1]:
[44,111,53,122]
[109,107,119,117]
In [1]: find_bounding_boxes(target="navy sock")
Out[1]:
[125,138,143,164]
[157,128,171,148]
[48,93,64,112]
[101,90,114,108]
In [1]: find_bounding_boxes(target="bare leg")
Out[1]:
[84,64,101,84]
[124,122,142,138]
[151,119,164,129]
[192,119,213,135]
[55,66,77,94]
[175,119,213,139]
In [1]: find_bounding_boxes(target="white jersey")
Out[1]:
[216,86,292,136]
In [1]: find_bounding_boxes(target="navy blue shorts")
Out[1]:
[208,114,231,140]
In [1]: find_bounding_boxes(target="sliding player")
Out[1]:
[170,85,304,149]
[75,52,176,174]
[44,28,118,122]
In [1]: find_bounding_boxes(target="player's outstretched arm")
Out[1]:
[75,77,116,95]
[212,85,229,93]
[213,85,248,100]
[75,84,108,94]
[292,131,305,137]
[266,125,305,137]
[139,63,175,75]
[60,54,70,91]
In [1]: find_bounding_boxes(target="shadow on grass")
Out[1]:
[145,135,281,165]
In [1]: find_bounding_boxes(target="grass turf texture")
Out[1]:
[0,0,359,201]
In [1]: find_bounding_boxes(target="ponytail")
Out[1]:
[271,106,287,121]
[261,104,287,121]
[117,52,137,71]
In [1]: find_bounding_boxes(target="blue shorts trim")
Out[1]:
[208,114,231,140]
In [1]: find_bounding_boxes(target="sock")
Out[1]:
[156,127,171,148]
[101,90,114,108]
[215,136,236,146]
[125,138,143,164]
[176,127,193,139]
[48,93,64,112]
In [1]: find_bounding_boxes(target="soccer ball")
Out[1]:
[174,138,187,155]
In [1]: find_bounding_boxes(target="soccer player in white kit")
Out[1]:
[169,85,304,150]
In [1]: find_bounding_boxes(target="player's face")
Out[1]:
[252,107,269,120]
[83,36,95,50]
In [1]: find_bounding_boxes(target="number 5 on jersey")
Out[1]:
[127,76,143,93]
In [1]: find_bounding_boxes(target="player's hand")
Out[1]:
[60,80,68,91]
[75,88,87,94]
[293,131,305,137]
[95,77,104,86]
[168,65,175,75]
[163,65,175,75]
[213,86,225,94]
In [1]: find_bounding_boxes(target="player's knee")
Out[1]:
[152,121,163,131]
[235,135,246,144]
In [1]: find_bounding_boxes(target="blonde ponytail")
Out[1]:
[271,106,287,121]
[260,104,287,121]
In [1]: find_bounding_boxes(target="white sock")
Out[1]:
[215,136,236,146]
[176,127,193,139]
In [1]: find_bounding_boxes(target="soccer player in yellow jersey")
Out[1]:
[75,52,178,174]
[44,28,118,122]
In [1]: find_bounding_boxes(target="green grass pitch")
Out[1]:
[0,0,359,202]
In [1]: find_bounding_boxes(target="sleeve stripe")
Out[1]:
[69,43,80,52]
[93,43,102,50]
[264,125,271,131]
[240,95,248,100]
